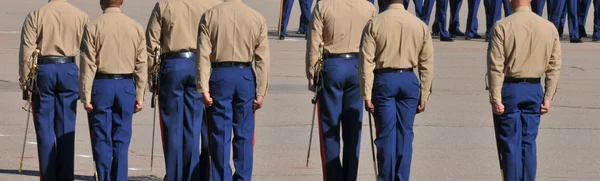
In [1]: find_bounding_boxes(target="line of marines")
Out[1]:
[282,0,600,42]
[18,0,561,181]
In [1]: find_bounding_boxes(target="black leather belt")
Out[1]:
[95,73,133,80]
[38,56,75,64]
[212,62,251,68]
[374,68,414,74]
[161,51,196,60]
[323,53,359,59]
[504,77,540,84]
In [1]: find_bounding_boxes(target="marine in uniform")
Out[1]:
[279,0,313,39]
[80,0,147,180]
[531,0,550,15]
[359,0,434,180]
[197,0,270,180]
[484,0,512,41]
[146,0,219,180]
[306,0,376,180]
[18,0,88,180]
[448,0,465,37]
[578,0,592,39]
[422,0,455,41]
[465,0,484,39]
[551,0,582,42]
[487,3,561,181]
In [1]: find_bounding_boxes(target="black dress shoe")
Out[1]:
[278,35,285,40]
[466,34,483,40]
[570,38,583,43]
[580,33,588,37]
[592,37,599,42]
[440,36,454,42]
[297,30,306,35]
[450,31,465,37]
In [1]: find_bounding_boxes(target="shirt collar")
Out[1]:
[387,3,406,10]
[104,7,122,14]
[514,6,532,13]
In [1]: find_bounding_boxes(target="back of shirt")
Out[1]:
[19,0,88,84]
[196,0,270,96]
[487,7,561,102]
[80,8,147,104]
[306,0,377,79]
[359,4,434,101]
[146,0,221,66]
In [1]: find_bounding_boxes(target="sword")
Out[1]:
[150,99,157,171]
[306,43,324,167]
[150,47,161,170]
[368,113,378,180]
[18,104,31,173]
[305,102,317,167]
[19,49,39,173]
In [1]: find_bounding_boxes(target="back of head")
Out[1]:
[100,0,124,10]
[508,0,531,10]
[381,0,404,8]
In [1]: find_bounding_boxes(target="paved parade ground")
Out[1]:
[0,0,598,180]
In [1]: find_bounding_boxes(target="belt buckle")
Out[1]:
[182,52,194,59]
[344,54,351,59]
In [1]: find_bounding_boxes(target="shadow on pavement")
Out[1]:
[0,169,162,181]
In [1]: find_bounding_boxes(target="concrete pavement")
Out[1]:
[0,0,598,180]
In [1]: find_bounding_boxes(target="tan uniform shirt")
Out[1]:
[80,7,148,103]
[359,4,434,101]
[146,0,221,69]
[487,7,561,102]
[306,0,377,79]
[197,0,270,96]
[19,0,88,87]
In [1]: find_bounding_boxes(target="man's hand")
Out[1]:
[364,100,374,113]
[253,96,264,110]
[19,81,27,91]
[308,79,316,92]
[135,101,143,113]
[149,82,156,94]
[84,103,93,113]
[202,92,213,107]
[417,101,426,114]
[540,100,550,115]
[491,101,505,115]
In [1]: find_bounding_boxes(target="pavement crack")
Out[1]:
[554,104,600,110]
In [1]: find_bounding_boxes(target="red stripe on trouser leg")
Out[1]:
[253,113,256,149]
[157,99,166,162]
[316,101,327,181]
